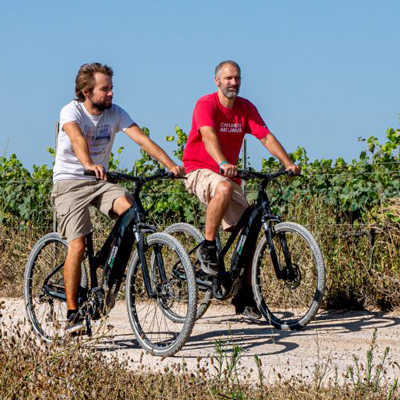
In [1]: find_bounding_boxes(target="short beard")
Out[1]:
[221,86,239,99]
[92,100,112,112]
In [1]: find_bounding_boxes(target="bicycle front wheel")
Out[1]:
[125,232,197,357]
[252,222,325,330]
[164,222,211,320]
[24,233,88,343]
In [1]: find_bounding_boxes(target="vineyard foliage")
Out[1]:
[1,123,400,228]
[1,122,400,308]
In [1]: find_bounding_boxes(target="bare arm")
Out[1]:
[260,133,301,174]
[199,126,237,177]
[125,124,185,176]
[63,122,107,179]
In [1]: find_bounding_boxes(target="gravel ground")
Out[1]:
[3,298,400,386]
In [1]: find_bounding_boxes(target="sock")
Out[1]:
[67,309,78,319]
[203,239,216,248]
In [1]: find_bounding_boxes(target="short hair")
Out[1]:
[214,60,241,77]
[75,62,114,102]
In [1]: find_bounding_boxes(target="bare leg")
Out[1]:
[64,195,132,311]
[64,237,86,310]
[111,195,132,216]
[206,183,253,283]
[205,181,233,241]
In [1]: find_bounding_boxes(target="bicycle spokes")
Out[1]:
[126,233,196,356]
[253,223,325,329]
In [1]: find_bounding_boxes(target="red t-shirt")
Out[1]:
[183,93,270,183]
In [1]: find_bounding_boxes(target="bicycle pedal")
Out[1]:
[195,275,213,289]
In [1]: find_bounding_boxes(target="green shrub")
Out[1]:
[2,121,400,309]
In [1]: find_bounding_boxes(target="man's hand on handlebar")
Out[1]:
[84,163,107,180]
[285,163,301,175]
[220,163,238,178]
[169,165,186,177]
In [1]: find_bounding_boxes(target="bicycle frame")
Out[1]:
[199,171,295,300]
[42,171,174,307]
[256,180,295,281]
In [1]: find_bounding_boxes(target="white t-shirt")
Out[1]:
[53,101,135,182]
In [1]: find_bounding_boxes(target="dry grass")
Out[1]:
[286,197,400,310]
[0,226,43,297]
[2,199,400,309]
[0,302,397,399]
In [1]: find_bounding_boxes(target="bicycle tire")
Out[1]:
[252,222,325,330]
[125,232,197,356]
[24,233,88,343]
[163,222,211,320]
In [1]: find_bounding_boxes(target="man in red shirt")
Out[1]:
[182,60,301,319]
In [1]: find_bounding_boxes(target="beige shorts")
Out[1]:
[52,179,129,243]
[185,169,248,230]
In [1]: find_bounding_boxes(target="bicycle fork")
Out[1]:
[264,221,295,281]
[136,231,169,299]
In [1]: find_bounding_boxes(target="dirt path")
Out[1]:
[3,298,400,386]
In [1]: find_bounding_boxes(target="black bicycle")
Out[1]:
[165,169,326,330]
[24,170,197,357]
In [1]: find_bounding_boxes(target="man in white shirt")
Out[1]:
[52,62,184,333]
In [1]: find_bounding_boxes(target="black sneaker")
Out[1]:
[243,306,262,320]
[231,284,261,320]
[66,311,86,335]
[196,243,219,277]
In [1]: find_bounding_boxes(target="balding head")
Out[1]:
[215,61,241,101]
[215,60,241,77]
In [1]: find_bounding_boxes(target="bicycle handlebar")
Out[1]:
[84,168,294,184]
[217,168,295,181]
[237,168,293,181]
[83,169,177,183]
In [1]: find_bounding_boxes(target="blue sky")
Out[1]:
[1,0,399,171]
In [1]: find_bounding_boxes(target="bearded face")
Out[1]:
[85,73,113,112]
[216,64,241,100]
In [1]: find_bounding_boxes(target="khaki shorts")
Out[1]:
[52,179,129,243]
[185,169,248,230]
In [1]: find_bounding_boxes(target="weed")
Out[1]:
[387,377,398,400]
[0,312,398,399]
[212,334,244,385]
[254,354,264,386]
[346,328,393,394]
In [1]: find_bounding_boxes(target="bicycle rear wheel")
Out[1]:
[164,222,211,320]
[125,232,197,357]
[24,233,88,342]
[252,222,325,330]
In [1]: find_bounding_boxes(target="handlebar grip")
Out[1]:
[83,170,96,176]
[166,171,175,179]
[161,170,189,180]
[166,171,188,180]
[145,170,176,182]
[270,169,289,179]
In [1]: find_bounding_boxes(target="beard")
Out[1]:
[92,99,112,112]
[221,85,240,99]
